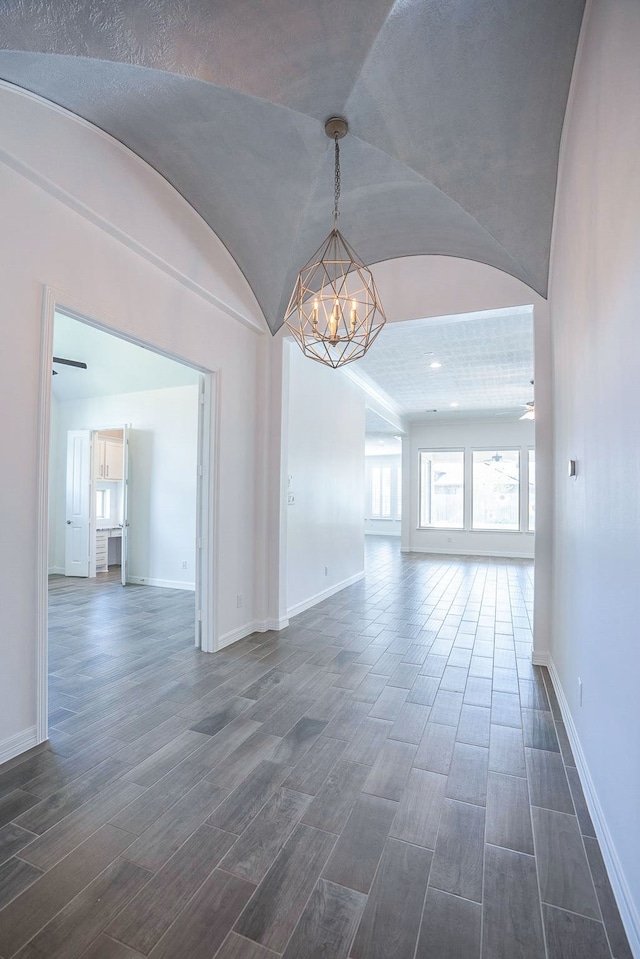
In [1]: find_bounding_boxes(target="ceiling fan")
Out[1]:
[494,380,534,419]
[52,356,88,376]
[494,402,534,418]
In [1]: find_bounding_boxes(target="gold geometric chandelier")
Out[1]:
[285,117,386,368]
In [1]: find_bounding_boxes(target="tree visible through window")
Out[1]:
[472,450,520,530]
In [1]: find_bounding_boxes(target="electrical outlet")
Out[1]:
[324,566,329,576]
[287,493,295,505]
[181,560,188,570]
[578,677,583,706]
[236,594,243,608]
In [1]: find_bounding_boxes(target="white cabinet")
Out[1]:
[94,436,123,480]
[95,530,108,572]
[105,438,123,480]
[94,437,105,479]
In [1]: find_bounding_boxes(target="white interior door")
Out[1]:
[65,429,91,577]
[121,426,130,586]
[195,376,206,648]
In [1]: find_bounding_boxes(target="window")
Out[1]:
[419,450,464,528]
[371,466,391,518]
[396,466,402,519]
[528,448,535,532]
[96,488,111,521]
[472,450,520,530]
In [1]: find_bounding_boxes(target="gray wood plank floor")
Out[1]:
[0,539,631,959]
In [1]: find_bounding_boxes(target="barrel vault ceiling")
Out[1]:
[0,0,585,332]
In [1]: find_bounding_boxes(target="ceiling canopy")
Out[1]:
[0,0,585,332]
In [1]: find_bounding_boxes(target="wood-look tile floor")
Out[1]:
[0,539,632,959]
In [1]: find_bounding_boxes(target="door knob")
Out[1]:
[66,520,72,525]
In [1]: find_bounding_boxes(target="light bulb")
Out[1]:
[329,300,339,340]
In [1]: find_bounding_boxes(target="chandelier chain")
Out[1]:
[333,134,341,227]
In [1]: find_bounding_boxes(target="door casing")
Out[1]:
[37,286,219,745]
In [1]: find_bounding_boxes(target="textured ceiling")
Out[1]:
[53,311,200,401]
[0,0,585,332]
[356,307,534,418]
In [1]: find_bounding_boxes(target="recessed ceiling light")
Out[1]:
[430,361,442,369]
[450,402,459,407]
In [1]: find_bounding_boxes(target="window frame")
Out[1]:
[471,447,521,533]
[370,463,392,520]
[96,488,112,522]
[417,447,465,531]
[527,447,535,533]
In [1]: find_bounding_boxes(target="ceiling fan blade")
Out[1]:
[52,356,88,369]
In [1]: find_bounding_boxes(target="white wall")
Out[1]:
[548,0,640,949]
[285,342,366,616]
[405,418,535,557]
[51,385,198,589]
[365,453,402,536]
[0,83,269,757]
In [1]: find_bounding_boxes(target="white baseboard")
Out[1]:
[217,616,290,651]
[261,617,290,631]
[531,651,550,667]
[127,576,195,591]
[401,546,534,559]
[48,566,64,575]
[543,655,640,958]
[0,726,38,765]
[287,570,365,619]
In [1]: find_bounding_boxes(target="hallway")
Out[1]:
[0,540,629,958]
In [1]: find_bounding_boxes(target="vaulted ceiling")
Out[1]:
[0,0,585,332]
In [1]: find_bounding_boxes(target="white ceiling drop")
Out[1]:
[365,434,402,456]
[365,408,402,435]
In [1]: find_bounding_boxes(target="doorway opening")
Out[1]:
[37,295,218,744]
[364,420,403,540]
